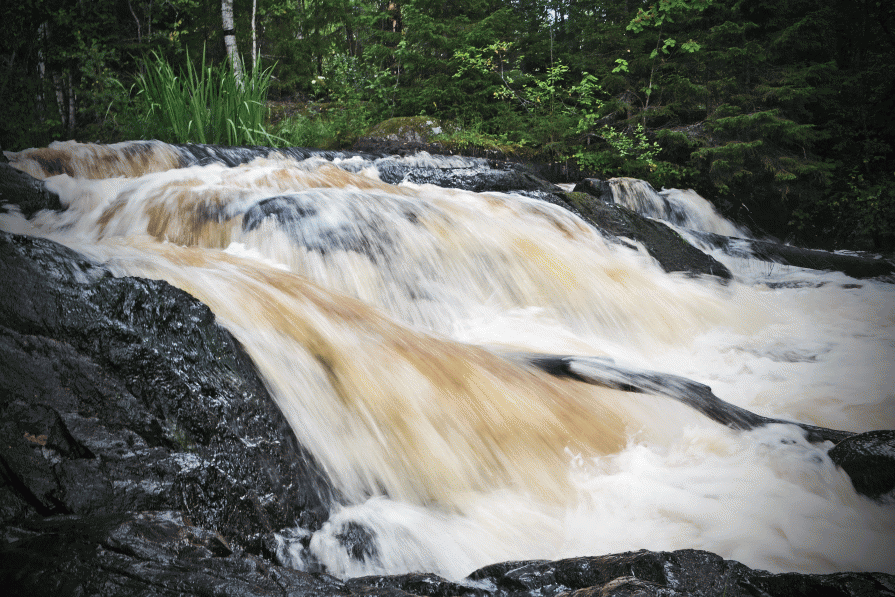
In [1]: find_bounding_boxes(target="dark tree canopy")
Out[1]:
[2,0,893,249]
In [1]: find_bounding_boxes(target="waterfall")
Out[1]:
[608,177,750,238]
[3,141,893,580]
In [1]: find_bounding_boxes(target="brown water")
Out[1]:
[4,140,894,579]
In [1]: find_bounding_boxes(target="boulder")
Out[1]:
[829,430,895,502]
[362,117,448,145]
[0,511,350,597]
[466,550,895,597]
[374,156,562,194]
[0,162,62,216]
[0,231,334,554]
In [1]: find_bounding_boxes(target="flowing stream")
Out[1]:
[3,140,894,578]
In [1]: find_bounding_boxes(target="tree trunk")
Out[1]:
[251,0,258,72]
[221,0,243,83]
[127,0,142,43]
[52,73,66,131]
[36,22,48,119]
[67,72,76,135]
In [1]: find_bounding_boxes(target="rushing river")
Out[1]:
[3,140,894,578]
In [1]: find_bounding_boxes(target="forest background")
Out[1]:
[2,0,894,250]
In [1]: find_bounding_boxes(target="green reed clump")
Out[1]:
[137,48,281,146]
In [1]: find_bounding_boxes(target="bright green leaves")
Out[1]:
[627,0,715,34]
[628,0,711,58]
[649,37,700,59]
[575,124,662,174]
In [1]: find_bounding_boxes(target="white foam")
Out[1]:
[2,142,893,580]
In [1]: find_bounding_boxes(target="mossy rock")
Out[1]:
[363,116,452,144]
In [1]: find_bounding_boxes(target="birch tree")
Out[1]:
[222,0,244,83]
[252,0,258,72]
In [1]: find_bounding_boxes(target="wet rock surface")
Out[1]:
[558,188,732,279]
[522,353,854,443]
[464,550,895,597]
[0,231,333,554]
[376,159,560,195]
[0,162,62,217]
[691,230,895,279]
[4,513,895,597]
[0,511,351,597]
[829,430,895,502]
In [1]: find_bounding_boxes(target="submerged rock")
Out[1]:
[690,231,895,279]
[521,353,853,443]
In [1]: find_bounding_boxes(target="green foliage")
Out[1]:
[792,168,895,250]
[432,118,531,157]
[136,47,280,146]
[271,101,372,150]
[628,0,715,33]
[271,111,337,149]
[2,0,893,250]
[842,178,895,250]
[594,125,660,164]
[627,0,711,61]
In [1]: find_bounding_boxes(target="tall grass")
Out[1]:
[137,48,281,146]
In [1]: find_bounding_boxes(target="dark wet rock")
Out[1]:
[5,524,895,597]
[371,154,561,195]
[242,193,398,262]
[336,521,380,563]
[558,189,731,279]
[0,511,351,597]
[0,162,62,216]
[176,142,380,169]
[244,194,319,228]
[691,231,895,279]
[346,573,487,597]
[561,575,668,597]
[573,179,614,204]
[829,430,895,501]
[406,163,560,195]
[0,231,333,553]
[468,550,895,597]
[520,353,853,444]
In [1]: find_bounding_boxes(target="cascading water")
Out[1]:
[2,141,893,579]
[607,177,750,238]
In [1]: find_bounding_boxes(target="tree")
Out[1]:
[222,0,244,83]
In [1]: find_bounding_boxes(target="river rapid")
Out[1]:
[3,140,893,579]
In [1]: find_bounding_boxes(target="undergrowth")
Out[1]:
[136,47,281,146]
